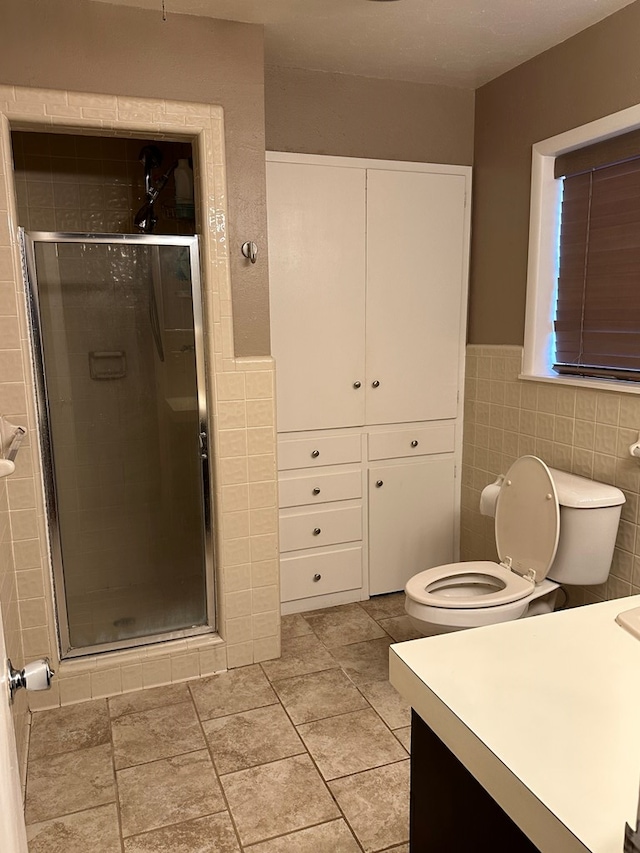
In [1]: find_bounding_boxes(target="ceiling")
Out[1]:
[93,0,636,88]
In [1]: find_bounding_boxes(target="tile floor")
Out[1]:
[24,594,421,853]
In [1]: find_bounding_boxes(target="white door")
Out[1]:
[267,160,366,432]
[368,456,456,595]
[366,169,467,425]
[0,606,29,853]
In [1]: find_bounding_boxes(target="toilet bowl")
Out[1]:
[405,456,624,636]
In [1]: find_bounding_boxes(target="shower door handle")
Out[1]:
[199,430,208,460]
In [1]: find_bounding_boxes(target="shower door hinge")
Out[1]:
[199,430,208,460]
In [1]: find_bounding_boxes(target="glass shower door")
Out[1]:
[23,232,214,656]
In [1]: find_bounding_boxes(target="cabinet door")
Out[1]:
[267,161,366,431]
[366,169,467,425]
[369,457,455,595]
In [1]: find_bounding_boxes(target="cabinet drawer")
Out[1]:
[281,546,362,601]
[279,469,362,508]
[368,424,455,461]
[278,434,362,471]
[280,505,362,552]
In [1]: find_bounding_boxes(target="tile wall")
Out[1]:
[461,344,640,606]
[0,465,28,789]
[0,87,280,736]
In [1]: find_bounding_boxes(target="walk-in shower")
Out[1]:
[22,231,215,657]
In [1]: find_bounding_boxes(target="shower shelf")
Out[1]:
[166,396,197,413]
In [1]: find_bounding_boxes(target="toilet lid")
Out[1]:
[495,455,560,583]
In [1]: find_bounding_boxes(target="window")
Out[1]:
[554,142,640,381]
[524,104,640,393]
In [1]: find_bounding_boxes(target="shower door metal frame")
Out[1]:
[21,230,216,658]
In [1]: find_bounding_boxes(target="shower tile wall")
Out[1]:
[12,131,193,236]
[0,88,280,722]
[461,345,640,606]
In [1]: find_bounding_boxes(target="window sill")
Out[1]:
[519,372,640,396]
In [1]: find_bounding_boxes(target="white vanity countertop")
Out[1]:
[389,596,640,853]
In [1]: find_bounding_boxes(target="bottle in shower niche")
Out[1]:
[175,158,194,219]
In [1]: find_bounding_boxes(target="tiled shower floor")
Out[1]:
[25,594,421,853]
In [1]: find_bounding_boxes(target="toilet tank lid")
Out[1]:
[548,468,625,508]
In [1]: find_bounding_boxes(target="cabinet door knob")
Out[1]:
[313,573,322,582]
[313,527,322,535]
[371,380,380,388]
[311,449,320,458]
[376,479,384,488]
[411,439,419,447]
[312,487,321,495]
[353,380,361,389]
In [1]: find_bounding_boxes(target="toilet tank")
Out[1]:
[546,468,625,585]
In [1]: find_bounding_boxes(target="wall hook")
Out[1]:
[241,241,258,264]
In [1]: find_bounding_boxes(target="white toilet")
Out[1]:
[405,455,625,636]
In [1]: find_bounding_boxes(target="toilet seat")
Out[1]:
[405,457,561,612]
[406,560,536,609]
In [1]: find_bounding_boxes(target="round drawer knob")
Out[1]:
[313,527,322,536]
[353,380,362,389]
[411,439,419,448]
[376,480,384,488]
[313,573,322,582]
[372,380,380,388]
[312,487,321,495]
[311,449,320,458]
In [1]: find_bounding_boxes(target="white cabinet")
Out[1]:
[267,161,366,431]
[368,456,456,596]
[366,169,467,425]
[267,153,470,610]
[267,157,468,433]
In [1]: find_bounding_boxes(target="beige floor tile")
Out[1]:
[329,761,410,853]
[394,726,411,753]
[356,679,411,730]
[280,613,314,639]
[109,683,191,719]
[221,754,340,846]
[329,637,393,684]
[27,803,121,853]
[303,602,387,647]
[203,703,304,774]
[189,663,277,720]
[272,668,368,725]
[358,592,406,620]
[29,699,110,759]
[117,749,225,837]
[244,819,361,852]
[377,615,423,642]
[25,744,115,824]
[123,812,240,853]
[260,633,338,681]
[111,700,205,769]
[385,844,410,852]
[297,708,407,780]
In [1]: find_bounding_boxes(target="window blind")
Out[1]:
[553,156,640,381]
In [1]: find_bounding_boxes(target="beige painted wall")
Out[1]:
[470,0,640,344]
[0,0,270,357]
[265,66,475,166]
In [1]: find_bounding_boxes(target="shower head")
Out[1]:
[134,201,158,234]
[139,145,163,170]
